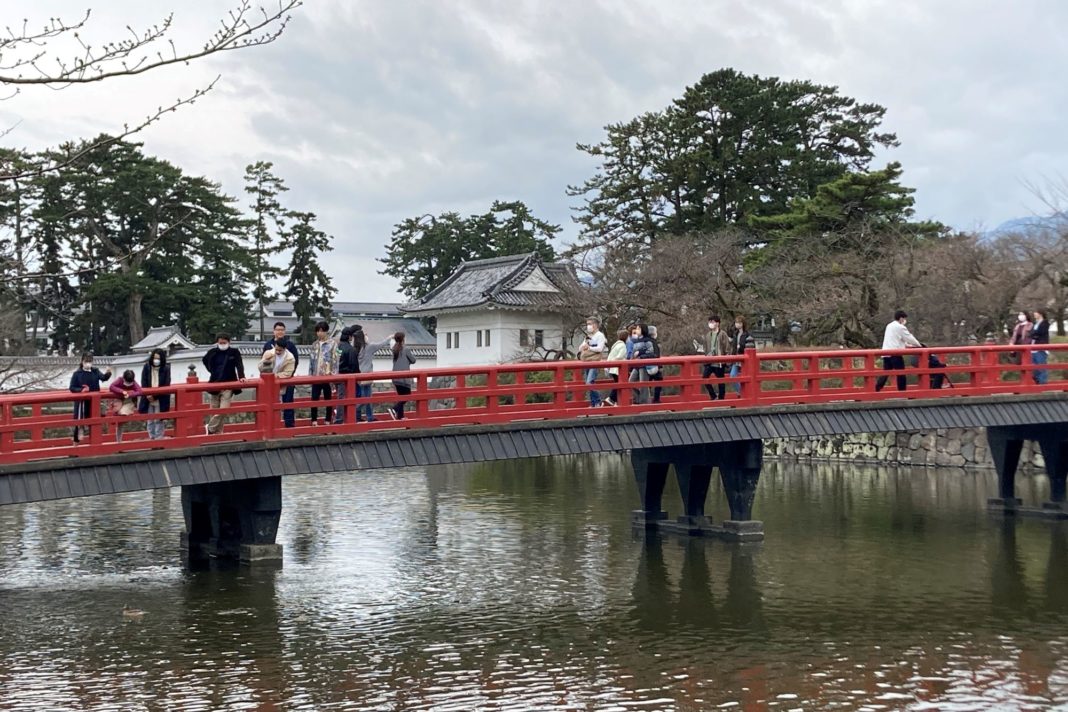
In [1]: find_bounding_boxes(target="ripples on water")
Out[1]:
[1,457,1067,710]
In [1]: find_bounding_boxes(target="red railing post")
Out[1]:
[180,367,201,440]
[744,348,759,405]
[486,369,500,415]
[806,355,820,396]
[259,373,276,441]
[0,401,12,453]
[917,347,930,391]
[416,373,430,418]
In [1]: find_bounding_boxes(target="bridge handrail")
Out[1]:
[0,343,1065,465]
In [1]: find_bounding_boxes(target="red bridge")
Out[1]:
[1,344,1066,563]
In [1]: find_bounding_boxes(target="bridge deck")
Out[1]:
[2,393,1067,506]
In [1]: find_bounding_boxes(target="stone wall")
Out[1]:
[765,428,1047,471]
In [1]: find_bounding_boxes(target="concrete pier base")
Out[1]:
[181,476,283,563]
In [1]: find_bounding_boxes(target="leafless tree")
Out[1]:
[0,2,302,180]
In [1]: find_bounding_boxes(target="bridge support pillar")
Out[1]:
[630,441,764,541]
[181,476,283,563]
[719,439,764,540]
[987,428,1023,512]
[630,454,669,528]
[1039,439,1068,513]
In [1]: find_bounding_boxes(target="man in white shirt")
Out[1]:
[579,317,607,407]
[875,310,921,392]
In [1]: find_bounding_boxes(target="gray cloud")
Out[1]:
[5,0,1068,299]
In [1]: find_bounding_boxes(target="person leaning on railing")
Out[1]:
[875,310,921,392]
[260,339,297,427]
[68,353,112,444]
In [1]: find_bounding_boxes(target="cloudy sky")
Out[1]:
[3,1,1067,301]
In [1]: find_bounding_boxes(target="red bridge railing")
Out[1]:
[0,344,1065,466]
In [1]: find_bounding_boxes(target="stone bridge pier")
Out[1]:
[181,476,283,563]
[631,440,765,542]
[987,425,1068,519]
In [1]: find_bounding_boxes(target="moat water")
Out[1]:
[1,456,1066,710]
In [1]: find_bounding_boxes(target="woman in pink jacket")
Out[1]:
[109,370,144,442]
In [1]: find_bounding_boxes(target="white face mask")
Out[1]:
[708,322,717,331]
[586,324,596,334]
[152,359,161,366]
[218,343,229,351]
[1018,314,1027,323]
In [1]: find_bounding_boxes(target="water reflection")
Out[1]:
[0,458,1067,709]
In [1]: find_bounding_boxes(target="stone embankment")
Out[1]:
[765,428,1045,470]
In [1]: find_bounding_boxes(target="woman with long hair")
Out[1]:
[388,331,417,420]
[139,348,171,440]
[351,327,392,422]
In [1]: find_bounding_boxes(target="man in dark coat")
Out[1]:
[333,326,360,424]
[69,353,112,443]
[264,321,299,427]
[202,333,245,434]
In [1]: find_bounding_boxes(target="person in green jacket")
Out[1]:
[703,315,731,400]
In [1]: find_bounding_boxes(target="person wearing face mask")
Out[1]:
[68,353,112,443]
[729,315,753,396]
[202,333,246,435]
[578,317,607,407]
[138,349,172,440]
[628,323,654,404]
[1008,310,1034,366]
[109,369,144,442]
[702,316,731,401]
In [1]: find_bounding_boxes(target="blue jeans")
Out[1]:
[333,382,347,424]
[1033,350,1049,384]
[357,383,375,422]
[585,368,602,406]
[281,386,295,427]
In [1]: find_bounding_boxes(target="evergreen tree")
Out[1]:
[244,161,289,339]
[379,200,558,300]
[283,211,335,342]
[569,68,898,253]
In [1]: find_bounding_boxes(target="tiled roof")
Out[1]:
[131,325,196,353]
[402,253,576,315]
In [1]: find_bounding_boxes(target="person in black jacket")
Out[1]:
[202,333,245,434]
[1031,309,1051,385]
[333,326,360,424]
[264,321,299,427]
[68,353,112,443]
[138,348,171,440]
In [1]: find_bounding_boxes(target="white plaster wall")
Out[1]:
[435,310,567,367]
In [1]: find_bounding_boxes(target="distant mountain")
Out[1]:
[986,212,1068,239]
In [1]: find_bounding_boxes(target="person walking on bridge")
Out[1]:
[703,315,731,401]
[578,316,607,407]
[1030,309,1050,385]
[260,339,297,426]
[264,322,299,428]
[875,310,921,392]
[203,333,246,435]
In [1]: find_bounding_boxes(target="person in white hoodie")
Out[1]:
[875,310,921,392]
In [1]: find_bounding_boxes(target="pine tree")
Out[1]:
[244,161,289,340]
[283,211,335,342]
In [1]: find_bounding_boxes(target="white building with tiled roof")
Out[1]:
[402,253,579,367]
